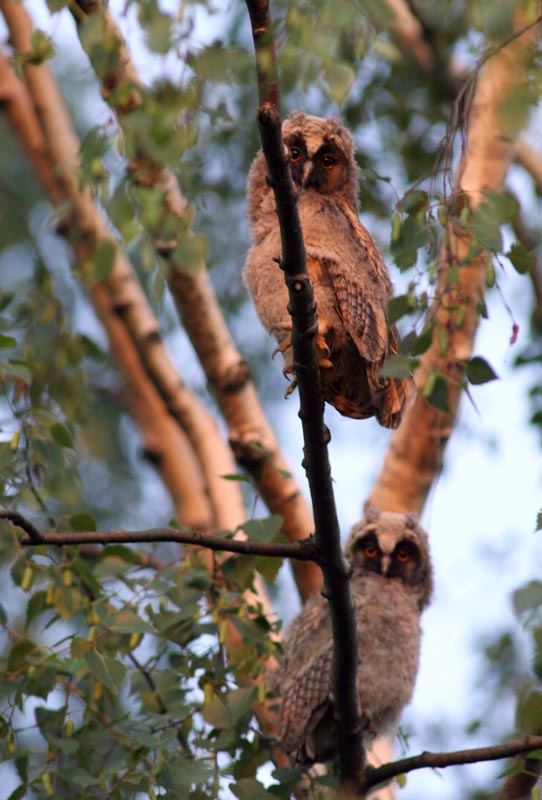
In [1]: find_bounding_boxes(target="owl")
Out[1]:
[272,506,433,764]
[243,111,413,428]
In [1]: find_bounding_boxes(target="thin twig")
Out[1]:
[361,736,542,793]
[1,509,319,561]
[245,0,365,790]
[0,509,44,542]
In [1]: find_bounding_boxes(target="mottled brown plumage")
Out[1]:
[271,507,433,764]
[244,111,413,427]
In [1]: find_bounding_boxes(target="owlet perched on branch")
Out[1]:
[272,507,433,764]
[244,111,413,428]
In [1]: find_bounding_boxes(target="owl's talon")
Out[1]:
[284,376,298,398]
[271,322,293,334]
[272,338,293,359]
[315,334,330,357]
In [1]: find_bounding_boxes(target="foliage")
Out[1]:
[0,535,284,799]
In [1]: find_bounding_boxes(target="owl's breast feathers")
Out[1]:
[275,577,421,764]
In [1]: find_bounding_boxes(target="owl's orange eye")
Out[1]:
[364,543,378,558]
[396,547,411,563]
[290,148,302,163]
[321,155,336,169]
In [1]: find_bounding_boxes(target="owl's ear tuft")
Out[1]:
[405,511,419,529]
[363,503,380,523]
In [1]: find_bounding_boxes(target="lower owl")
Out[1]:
[244,111,413,428]
[272,507,433,764]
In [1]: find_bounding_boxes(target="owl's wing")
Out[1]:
[277,595,335,761]
[323,206,393,364]
[325,256,389,363]
[278,645,334,760]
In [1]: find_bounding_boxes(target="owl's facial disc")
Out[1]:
[284,133,308,187]
[304,143,348,193]
[351,529,382,574]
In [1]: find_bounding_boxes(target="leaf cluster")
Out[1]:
[0,532,286,799]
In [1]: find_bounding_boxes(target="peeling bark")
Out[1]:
[369,18,538,515]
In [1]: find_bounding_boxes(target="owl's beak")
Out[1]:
[303,163,316,188]
[381,555,392,575]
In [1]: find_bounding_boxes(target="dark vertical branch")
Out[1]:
[245,0,281,114]
[245,0,365,791]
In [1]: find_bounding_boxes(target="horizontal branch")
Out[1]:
[0,509,318,561]
[362,735,542,793]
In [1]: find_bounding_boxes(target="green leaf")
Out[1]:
[465,356,499,385]
[507,242,535,275]
[145,12,173,54]
[91,240,116,281]
[255,554,283,586]
[230,778,276,800]
[513,581,542,617]
[49,422,74,449]
[516,690,542,734]
[468,203,502,251]
[26,591,47,626]
[100,544,143,564]
[423,372,450,412]
[222,555,257,592]
[171,231,207,273]
[8,638,39,672]
[481,191,518,223]
[322,63,355,105]
[379,354,414,379]
[26,666,58,700]
[390,215,427,270]
[0,334,17,349]
[35,705,67,739]
[410,326,433,357]
[15,754,28,783]
[27,30,54,64]
[69,512,96,532]
[201,693,231,729]
[226,687,257,726]
[7,786,28,800]
[387,295,414,325]
[97,605,155,634]
[201,687,256,733]
[402,189,428,214]
[84,650,127,693]
[240,515,284,543]
[159,757,213,794]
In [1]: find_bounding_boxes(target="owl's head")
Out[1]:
[281,111,359,208]
[344,505,433,611]
[246,111,360,237]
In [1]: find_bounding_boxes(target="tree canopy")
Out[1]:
[0,0,540,798]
